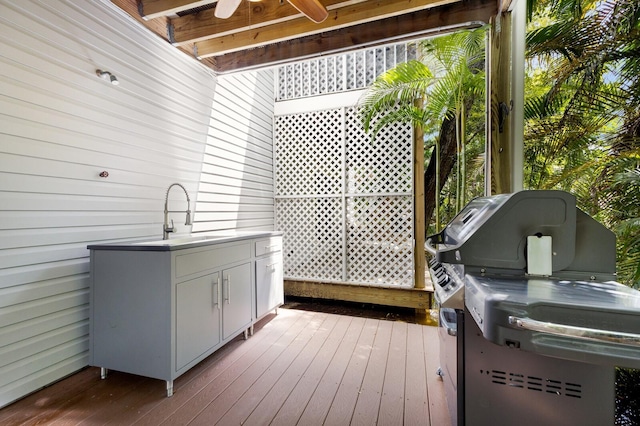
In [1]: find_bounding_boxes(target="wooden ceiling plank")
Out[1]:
[170,0,361,45]
[112,0,171,39]
[195,0,460,57]
[211,0,497,73]
[140,0,216,20]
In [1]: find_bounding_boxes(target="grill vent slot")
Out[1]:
[489,370,582,398]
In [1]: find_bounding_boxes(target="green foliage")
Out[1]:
[359,0,640,286]
[358,27,488,232]
[359,60,436,136]
[525,0,640,286]
[615,367,640,425]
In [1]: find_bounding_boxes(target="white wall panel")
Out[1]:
[0,0,217,408]
[192,71,276,234]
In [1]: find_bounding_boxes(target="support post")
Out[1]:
[413,104,426,290]
[487,8,514,195]
[486,0,526,196]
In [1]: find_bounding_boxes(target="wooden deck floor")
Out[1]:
[0,307,450,425]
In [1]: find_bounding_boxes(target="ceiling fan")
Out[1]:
[215,0,329,23]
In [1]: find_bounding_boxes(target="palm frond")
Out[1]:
[358,60,435,132]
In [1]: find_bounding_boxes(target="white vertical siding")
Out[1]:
[0,0,216,407]
[192,71,276,233]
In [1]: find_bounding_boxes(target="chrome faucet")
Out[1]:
[163,183,192,240]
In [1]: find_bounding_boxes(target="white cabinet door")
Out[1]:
[176,272,221,371]
[256,253,284,318]
[222,263,252,340]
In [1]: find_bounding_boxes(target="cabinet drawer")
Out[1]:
[175,243,250,279]
[255,238,282,257]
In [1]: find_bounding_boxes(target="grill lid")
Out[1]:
[426,190,616,278]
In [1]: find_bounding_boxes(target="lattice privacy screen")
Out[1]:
[276,42,417,101]
[275,107,414,287]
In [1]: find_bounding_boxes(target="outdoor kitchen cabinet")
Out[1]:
[254,237,283,320]
[175,265,252,368]
[88,232,281,397]
[175,262,252,369]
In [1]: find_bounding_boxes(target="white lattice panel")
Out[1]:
[276,42,417,101]
[275,105,414,287]
[274,109,344,196]
[276,197,344,281]
[345,108,413,194]
[346,196,414,286]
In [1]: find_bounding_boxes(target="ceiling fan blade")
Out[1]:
[287,0,329,23]
[215,0,242,19]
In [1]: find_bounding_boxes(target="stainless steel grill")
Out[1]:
[427,190,640,426]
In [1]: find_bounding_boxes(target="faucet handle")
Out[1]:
[165,219,175,233]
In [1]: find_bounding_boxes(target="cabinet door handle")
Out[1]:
[225,275,231,304]
[213,276,220,308]
[212,278,215,307]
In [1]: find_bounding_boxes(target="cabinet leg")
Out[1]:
[249,324,254,336]
[243,329,249,340]
[166,380,174,397]
[100,368,108,379]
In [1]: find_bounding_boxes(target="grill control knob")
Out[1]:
[438,274,450,286]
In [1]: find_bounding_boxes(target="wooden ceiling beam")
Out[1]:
[211,0,497,73]
[170,0,360,45]
[139,0,216,20]
[195,0,460,57]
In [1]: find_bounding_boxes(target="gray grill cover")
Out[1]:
[428,190,616,274]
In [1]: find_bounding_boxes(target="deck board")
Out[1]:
[351,319,392,425]
[270,314,351,425]
[132,312,287,426]
[405,323,431,425]
[297,316,366,424]
[214,312,331,425]
[424,324,450,425]
[323,317,379,425]
[241,313,335,425]
[0,308,450,426]
[378,321,409,425]
[161,310,315,425]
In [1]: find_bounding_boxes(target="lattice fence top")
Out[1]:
[276,42,417,101]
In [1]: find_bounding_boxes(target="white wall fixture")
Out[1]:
[95,69,119,85]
